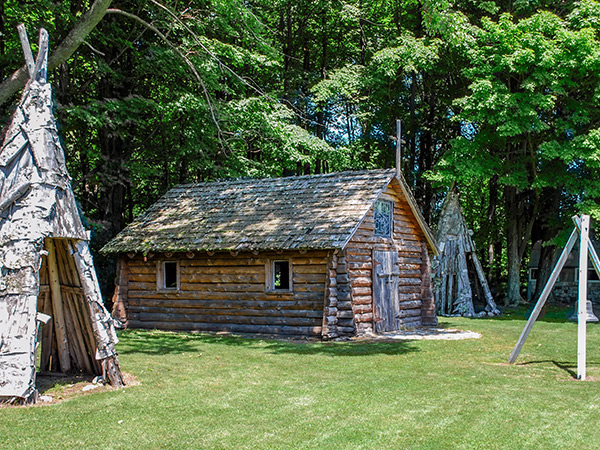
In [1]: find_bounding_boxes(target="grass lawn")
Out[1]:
[3,309,600,449]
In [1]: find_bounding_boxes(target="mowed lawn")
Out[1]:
[3,310,600,449]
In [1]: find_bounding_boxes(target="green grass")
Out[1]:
[4,309,600,449]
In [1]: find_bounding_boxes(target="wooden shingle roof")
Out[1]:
[102,169,436,254]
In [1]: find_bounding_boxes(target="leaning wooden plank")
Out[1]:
[71,240,124,387]
[45,239,71,373]
[471,250,500,314]
[508,227,579,364]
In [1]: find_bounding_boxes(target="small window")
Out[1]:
[270,260,291,291]
[590,269,600,282]
[159,261,179,290]
[374,200,393,237]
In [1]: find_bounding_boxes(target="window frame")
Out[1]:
[157,260,180,291]
[374,199,393,238]
[266,259,293,292]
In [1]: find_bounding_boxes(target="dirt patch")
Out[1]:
[353,328,482,341]
[0,372,138,408]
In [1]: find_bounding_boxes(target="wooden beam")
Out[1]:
[577,215,590,380]
[46,239,71,373]
[17,24,35,78]
[508,226,579,364]
[32,28,49,82]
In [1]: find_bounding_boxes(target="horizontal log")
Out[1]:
[351,286,371,296]
[336,273,350,284]
[349,276,371,287]
[396,309,421,318]
[292,273,327,284]
[352,295,372,305]
[398,263,421,271]
[346,262,372,270]
[398,300,422,310]
[399,317,421,327]
[353,304,371,314]
[337,300,352,310]
[128,290,323,301]
[127,320,323,336]
[344,247,372,256]
[355,312,373,322]
[398,269,422,278]
[337,291,351,301]
[128,273,156,283]
[183,258,267,267]
[398,286,421,294]
[346,269,371,278]
[180,267,266,277]
[294,283,326,292]
[289,257,329,265]
[180,273,265,283]
[127,298,324,311]
[397,253,422,261]
[130,305,323,319]
[397,277,422,286]
[179,283,266,293]
[337,310,354,319]
[337,325,355,334]
[344,254,372,263]
[136,312,322,327]
[294,265,328,274]
[127,265,156,274]
[398,293,422,302]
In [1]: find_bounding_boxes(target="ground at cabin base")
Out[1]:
[2,307,600,449]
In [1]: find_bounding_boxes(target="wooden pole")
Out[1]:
[396,119,402,177]
[577,215,590,380]
[17,24,35,78]
[46,239,71,373]
[508,226,579,364]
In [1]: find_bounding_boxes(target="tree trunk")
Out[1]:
[504,184,521,306]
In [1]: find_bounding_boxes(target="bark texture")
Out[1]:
[0,28,122,404]
[434,190,500,317]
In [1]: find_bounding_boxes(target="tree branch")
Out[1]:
[105,8,227,151]
[0,0,113,106]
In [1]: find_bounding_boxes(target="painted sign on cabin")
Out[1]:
[102,169,439,338]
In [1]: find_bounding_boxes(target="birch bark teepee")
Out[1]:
[434,189,501,317]
[0,26,123,404]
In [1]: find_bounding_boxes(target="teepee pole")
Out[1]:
[577,215,590,380]
[17,24,35,78]
[46,239,72,373]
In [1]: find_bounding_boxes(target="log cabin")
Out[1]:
[102,169,439,338]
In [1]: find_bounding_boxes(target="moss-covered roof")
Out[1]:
[102,169,430,254]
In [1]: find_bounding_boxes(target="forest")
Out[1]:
[1,0,599,307]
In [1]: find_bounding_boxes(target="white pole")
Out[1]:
[577,215,590,380]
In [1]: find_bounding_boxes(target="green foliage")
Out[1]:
[1,0,599,300]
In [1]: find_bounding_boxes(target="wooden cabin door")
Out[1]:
[373,250,401,333]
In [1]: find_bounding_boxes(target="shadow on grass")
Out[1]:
[515,359,600,379]
[258,339,419,357]
[117,330,203,355]
[116,329,419,357]
[486,305,578,324]
[35,373,95,395]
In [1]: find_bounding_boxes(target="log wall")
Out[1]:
[342,180,433,335]
[120,250,328,336]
